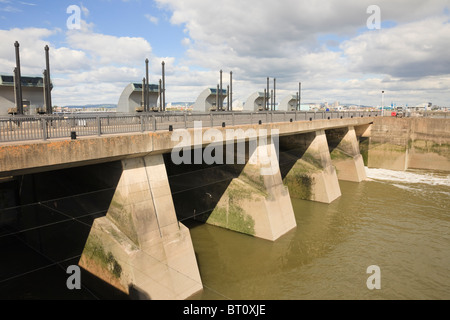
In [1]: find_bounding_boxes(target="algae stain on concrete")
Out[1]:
[282,159,319,200]
[283,168,313,200]
[206,180,256,236]
[330,148,351,161]
[412,141,450,158]
[359,138,370,166]
[107,192,139,246]
[83,235,123,280]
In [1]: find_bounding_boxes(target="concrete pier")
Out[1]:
[326,126,367,182]
[280,130,341,203]
[79,154,202,300]
[204,138,297,241]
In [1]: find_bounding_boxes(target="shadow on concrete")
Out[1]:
[0,161,135,300]
[325,128,347,155]
[278,132,315,180]
[164,144,248,226]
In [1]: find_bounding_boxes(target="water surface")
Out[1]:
[188,168,450,300]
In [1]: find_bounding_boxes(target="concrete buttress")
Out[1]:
[280,130,341,203]
[204,137,297,241]
[79,154,202,300]
[326,126,367,182]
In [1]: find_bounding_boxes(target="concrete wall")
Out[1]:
[368,117,450,171]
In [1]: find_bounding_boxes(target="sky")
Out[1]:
[0,0,449,108]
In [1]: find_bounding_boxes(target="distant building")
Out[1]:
[117,83,160,113]
[193,88,228,112]
[0,74,51,115]
[243,92,270,111]
[278,95,299,111]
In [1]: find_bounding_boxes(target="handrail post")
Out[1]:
[210,113,213,128]
[97,116,101,136]
[140,115,144,133]
[232,112,235,126]
[42,118,47,141]
[153,115,157,132]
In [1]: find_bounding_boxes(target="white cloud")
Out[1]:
[341,16,450,78]
[18,1,36,6]
[66,30,152,66]
[0,5,20,12]
[145,14,159,24]
[80,3,89,17]
[181,37,190,46]
[153,0,450,106]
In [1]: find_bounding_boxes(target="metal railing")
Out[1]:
[0,111,379,143]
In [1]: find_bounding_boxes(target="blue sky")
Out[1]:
[1,0,449,108]
[0,0,185,58]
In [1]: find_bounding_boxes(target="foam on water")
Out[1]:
[365,167,450,187]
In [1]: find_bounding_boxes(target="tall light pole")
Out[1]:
[381,90,385,116]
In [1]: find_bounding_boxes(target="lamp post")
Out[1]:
[381,90,385,116]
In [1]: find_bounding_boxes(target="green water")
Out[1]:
[188,168,450,300]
